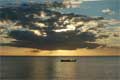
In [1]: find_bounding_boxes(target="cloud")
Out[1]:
[83,0,102,1]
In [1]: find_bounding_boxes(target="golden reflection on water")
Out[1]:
[31,58,78,80]
[1,57,120,80]
[54,59,77,79]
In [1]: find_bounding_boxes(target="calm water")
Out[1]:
[0,57,120,80]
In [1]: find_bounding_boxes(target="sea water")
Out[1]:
[1,56,120,80]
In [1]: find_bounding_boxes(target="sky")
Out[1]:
[0,0,119,5]
[0,0,103,3]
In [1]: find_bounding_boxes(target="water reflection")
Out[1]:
[54,58,78,79]
[31,58,55,80]
[0,57,120,80]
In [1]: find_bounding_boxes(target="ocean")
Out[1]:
[1,57,120,80]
